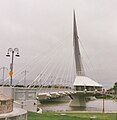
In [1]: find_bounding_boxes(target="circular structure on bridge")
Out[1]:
[73,76,102,91]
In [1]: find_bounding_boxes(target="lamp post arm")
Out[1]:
[14,48,19,54]
[8,48,13,53]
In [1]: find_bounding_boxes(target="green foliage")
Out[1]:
[28,112,117,120]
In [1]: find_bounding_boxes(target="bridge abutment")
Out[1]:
[69,94,86,107]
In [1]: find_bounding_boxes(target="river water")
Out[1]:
[39,99,117,112]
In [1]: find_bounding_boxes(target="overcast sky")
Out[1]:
[0,0,117,88]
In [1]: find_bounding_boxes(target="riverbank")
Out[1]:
[28,112,117,120]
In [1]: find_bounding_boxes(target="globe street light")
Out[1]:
[6,48,20,86]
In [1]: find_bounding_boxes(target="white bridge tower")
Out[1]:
[69,11,102,107]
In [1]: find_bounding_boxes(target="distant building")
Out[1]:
[106,88,115,94]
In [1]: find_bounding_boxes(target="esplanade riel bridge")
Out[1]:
[0,11,102,112]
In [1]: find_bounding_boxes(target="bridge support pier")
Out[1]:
[69,94,86,107]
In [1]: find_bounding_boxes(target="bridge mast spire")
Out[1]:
[73,10,84,76]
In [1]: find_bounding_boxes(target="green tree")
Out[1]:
[113,82,117,94]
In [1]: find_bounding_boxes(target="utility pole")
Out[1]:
[21,70,29,87]
[0,67,8,84]
[102,88,105,113]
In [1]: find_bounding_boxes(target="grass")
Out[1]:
[28,112,117,120]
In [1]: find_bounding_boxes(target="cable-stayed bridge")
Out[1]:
[0,11,103,112]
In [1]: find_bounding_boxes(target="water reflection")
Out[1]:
[39,99,117,112]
